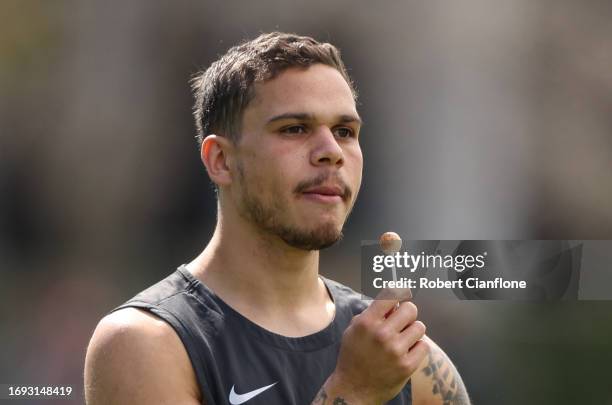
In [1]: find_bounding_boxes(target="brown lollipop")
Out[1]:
[378,232,410,308]
[379,231,402,255]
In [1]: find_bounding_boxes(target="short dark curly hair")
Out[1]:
[190,32,356,147]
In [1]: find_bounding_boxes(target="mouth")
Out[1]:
[301,185,346,204]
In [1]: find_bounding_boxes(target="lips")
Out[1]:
[302,186,344,197]
[301,185,346,204]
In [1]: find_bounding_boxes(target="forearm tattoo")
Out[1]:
[421,346,471,405]
[311,388,349,405]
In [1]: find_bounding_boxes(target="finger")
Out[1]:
[385,301,418,332]
[367,288,413,319]
[397,321,427,354]
[402,338,430,372]
[377,286,413,302]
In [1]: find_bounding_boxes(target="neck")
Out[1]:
[187,206,326,315]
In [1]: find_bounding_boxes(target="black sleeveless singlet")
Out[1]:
[111,265,413,405]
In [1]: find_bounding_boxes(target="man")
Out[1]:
[84,32,470,405]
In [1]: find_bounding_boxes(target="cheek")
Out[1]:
[346,147,364,186]
[242,153,294,196]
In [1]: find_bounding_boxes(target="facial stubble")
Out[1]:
[236,161,354,251]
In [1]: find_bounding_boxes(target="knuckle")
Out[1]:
[388,341,405,358]
[419,338,432,355]
[413,321,427,336]
[374,327,391,344]
[398,302,417,322]
[413,340,430,363]
[405,301,418,319]
[353,316,372,334]
[401,340,430,374]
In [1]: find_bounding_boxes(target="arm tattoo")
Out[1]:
[311,388,350,405]
[421,345,471,405]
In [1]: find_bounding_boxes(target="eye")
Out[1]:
[333,127,355,139]
[280,125,307,135]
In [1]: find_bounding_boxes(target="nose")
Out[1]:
[310,126,344,167]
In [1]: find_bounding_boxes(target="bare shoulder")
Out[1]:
[84,307,202,405]
[411,335,471,405]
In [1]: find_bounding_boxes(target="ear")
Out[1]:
[200,135,234,186]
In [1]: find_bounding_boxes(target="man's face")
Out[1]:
[229,63,363,250]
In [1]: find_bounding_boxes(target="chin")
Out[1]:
[280,222,344,251]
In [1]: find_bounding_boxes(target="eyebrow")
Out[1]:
[266,112,363,125]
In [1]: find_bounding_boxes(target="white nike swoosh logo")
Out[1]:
[229,382,277,404]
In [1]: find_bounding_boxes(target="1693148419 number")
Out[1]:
[4,385,73,397]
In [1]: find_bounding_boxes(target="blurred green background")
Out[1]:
[1,1,612,404]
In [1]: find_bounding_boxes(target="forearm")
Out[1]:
[412,336,471,405]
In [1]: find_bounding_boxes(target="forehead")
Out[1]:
[244,64,358,124]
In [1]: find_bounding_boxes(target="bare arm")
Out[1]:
[411,336,471,405]
[84,308,202,405]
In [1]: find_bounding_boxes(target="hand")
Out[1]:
[323,289,429,404]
